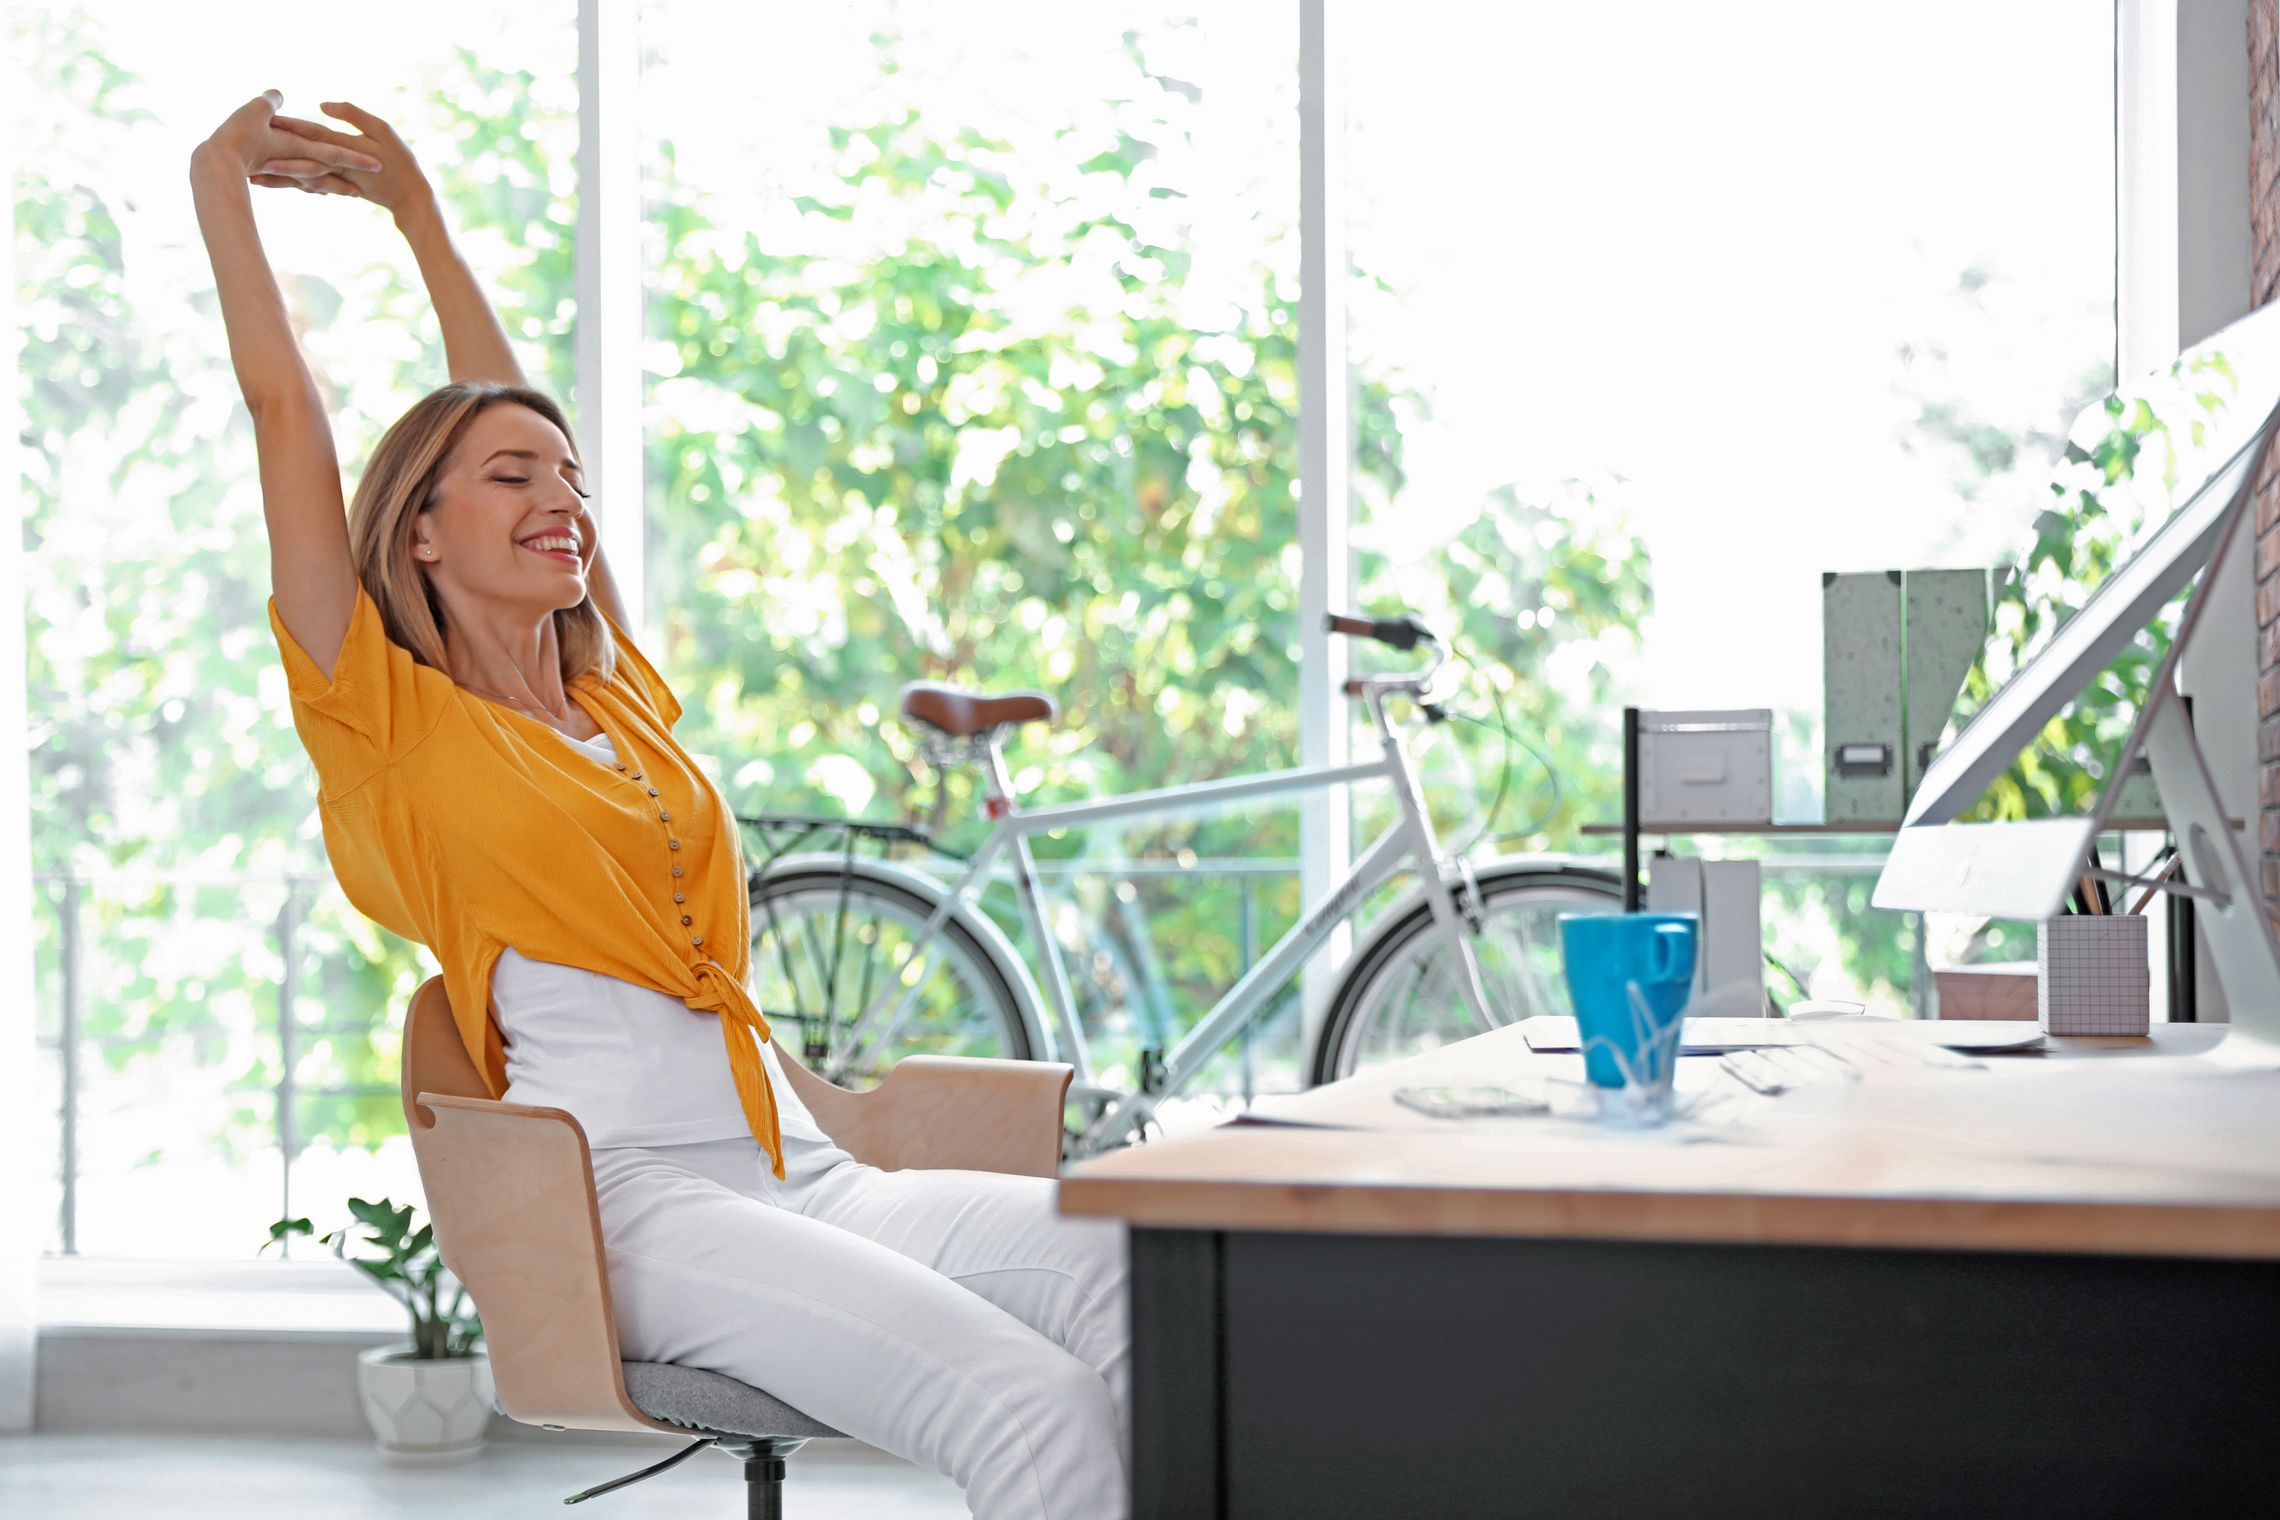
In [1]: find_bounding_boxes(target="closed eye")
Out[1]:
[492,471,586,500]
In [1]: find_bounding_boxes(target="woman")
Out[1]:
[191,91,1128,1518]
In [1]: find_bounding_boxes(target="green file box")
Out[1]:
[2113,753,2161,820]
[1823,570,1904,822]
[1902,568,1991,798]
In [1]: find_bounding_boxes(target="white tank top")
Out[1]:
[488,726,833,1152]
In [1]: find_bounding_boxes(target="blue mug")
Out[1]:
[1559,913,1698,1091]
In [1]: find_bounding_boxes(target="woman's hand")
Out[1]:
[193,90,381,184]
[258,102,437,224]
[253,100,528,389]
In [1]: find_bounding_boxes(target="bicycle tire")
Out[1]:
[749,862,1035,1087]
[1307,860,1625,1085]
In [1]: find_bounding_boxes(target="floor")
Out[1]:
[0,1430,966,1518]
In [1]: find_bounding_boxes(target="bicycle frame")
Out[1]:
[821,670,1501,1153]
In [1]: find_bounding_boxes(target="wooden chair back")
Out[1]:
[400,976,679,1436]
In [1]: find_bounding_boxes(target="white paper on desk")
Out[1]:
[1521,1015,1805,1054]
[1518,1015,2046,1055]
[1816,1020,2046,1053]
[1238,1065,1755,1141]
[1221,1107,1365,1131]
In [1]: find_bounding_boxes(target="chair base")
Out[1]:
[564,1433,811,1513]
[719,1440,808,1520]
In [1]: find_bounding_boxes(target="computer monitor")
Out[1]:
[1872,299,2280,1047]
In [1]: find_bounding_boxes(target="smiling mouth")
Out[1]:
[519,533,583,562]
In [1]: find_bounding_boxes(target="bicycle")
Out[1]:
[739,612,1624,1156]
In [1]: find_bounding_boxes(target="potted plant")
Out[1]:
[264,1197,494,1463]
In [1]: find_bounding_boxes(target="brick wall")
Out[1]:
[2254,2,2280,915]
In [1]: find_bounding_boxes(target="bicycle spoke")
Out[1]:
[756,886,814,1027]
[1317,871,1622,1082]
[751,876,1028,1089]
[824,840,860,1038]
[850,916,884,1054]
[795,907,837,1022]
[1482,912,1555,1022]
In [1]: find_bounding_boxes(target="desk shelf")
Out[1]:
[1579,818,2176,837]
[1613,706,2197,1018]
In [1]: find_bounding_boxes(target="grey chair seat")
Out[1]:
[621,1360,843,1441]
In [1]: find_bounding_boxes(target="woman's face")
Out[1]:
[412,403,597,617]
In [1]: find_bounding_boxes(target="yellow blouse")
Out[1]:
[267,584,785,1178]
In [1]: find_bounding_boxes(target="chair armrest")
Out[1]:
[415,1092,589,1124]
[408,1092,677,1437]
[771,1050,1074,1177]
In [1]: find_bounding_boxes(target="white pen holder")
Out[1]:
[2036,916,2150,1036]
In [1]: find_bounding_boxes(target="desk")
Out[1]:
[1060,1023,2280,1519]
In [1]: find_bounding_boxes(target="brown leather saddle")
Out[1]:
[898,681,1060,738]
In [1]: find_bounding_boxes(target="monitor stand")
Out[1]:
[2092,491,2280,1063]
[2128,692,2280,1063]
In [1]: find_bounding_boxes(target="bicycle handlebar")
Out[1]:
[1326,611,1437,651]
[1331,609,1449,706]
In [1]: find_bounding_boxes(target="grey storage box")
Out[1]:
[1823,570,1905,821]
[1901,568,1991,797]
[2114,761,2160,821]
[1638,709,1773,825]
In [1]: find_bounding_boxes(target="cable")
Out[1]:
[1764,951,1810,1002]
[1437,638,1564,850]
[1446,710,1562,845]
[1425,644,1510,856]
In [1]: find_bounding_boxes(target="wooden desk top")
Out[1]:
[1058,1022,2280,1260]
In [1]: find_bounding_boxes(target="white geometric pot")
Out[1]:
[356,1342,496,1464]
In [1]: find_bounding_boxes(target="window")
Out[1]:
[17,2,576,1257]
[637,1,1306,1099]
[1345,1,2116,1007]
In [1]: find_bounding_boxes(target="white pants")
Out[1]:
[590,1128,1131,1520]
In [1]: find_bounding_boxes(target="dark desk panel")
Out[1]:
[1131,1227,2280,1520]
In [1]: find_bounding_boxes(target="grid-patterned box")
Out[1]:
[2036,916,2150,1036]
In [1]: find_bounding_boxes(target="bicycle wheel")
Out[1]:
[749,862,1034,1089]
[1308,861,1624,1084]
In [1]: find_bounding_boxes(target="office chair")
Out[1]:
[398,975,1074,1515]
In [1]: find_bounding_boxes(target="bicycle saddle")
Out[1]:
[899,682,1059,738]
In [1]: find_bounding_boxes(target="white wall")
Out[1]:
[2178,0,2256,1025]
[2176,0,2255,355]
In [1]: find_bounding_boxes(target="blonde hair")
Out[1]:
[347,382,616,689]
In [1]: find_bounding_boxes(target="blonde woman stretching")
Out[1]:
[191,91,1128,1519]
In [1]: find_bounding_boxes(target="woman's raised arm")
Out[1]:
[190,91,384,681]
[269,102,527,387]
[266,101,635,632]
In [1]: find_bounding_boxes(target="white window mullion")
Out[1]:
[1298,0,1353,1047]
[576,0,647,636]
[2117,0,2254,1022]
